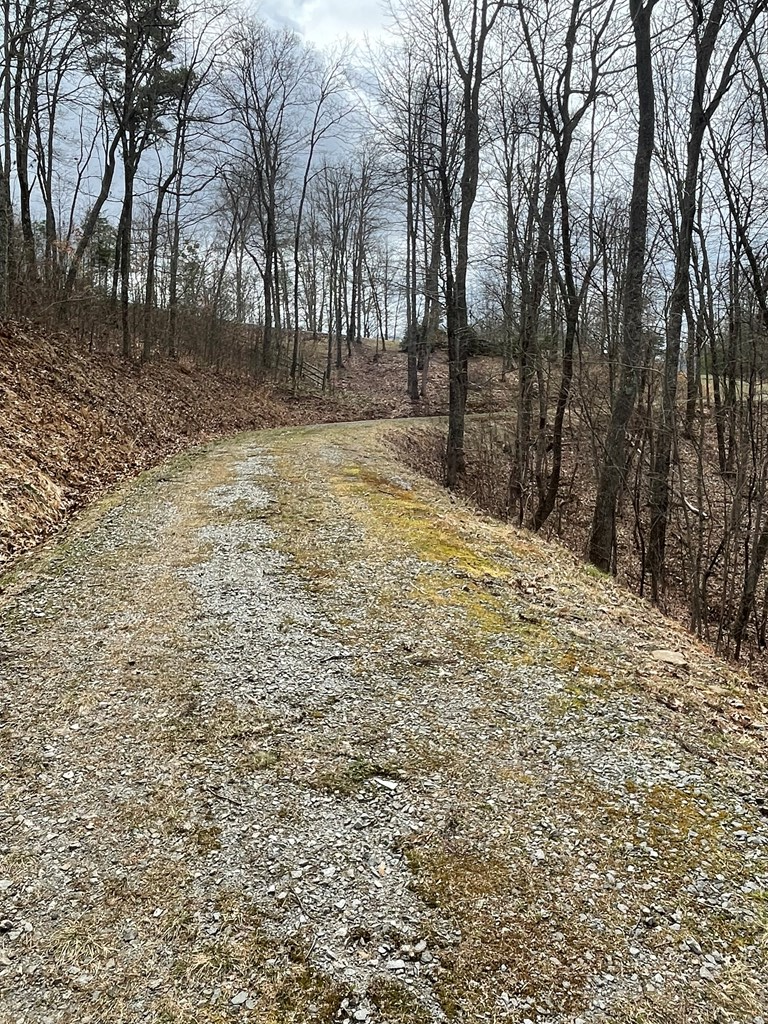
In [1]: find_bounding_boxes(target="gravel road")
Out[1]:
[1,421,767,1024]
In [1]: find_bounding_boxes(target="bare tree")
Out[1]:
[648,0,768,603]
[219,20,316,372]
[589,0,661,572]
[290,48,350,379]
[440,0,507,487]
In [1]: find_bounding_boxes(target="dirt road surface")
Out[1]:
[1,422,767,1023]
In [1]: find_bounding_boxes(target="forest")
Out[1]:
[3,0,768,669]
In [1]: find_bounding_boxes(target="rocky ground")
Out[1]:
[1,420,767,1023]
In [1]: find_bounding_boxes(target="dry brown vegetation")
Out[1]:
[0,322,515,571]
[331,339,517,419]
[0,320,377,568]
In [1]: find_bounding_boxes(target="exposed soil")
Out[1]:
[1,420,767,1023]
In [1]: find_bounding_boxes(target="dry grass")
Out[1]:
[402,838,615,1020]
[258,422,768,1020]
[367,976,435,1023]
[169,925,346,1023]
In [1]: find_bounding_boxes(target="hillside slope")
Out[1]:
[1,419,767,1023]
[0,320,392,569]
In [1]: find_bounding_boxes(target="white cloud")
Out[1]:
[258,0,304,33]
[259,0,386,49]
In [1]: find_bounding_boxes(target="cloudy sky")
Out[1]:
[260,0,388,48]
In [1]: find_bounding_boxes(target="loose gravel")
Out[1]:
[1,421,767,1024]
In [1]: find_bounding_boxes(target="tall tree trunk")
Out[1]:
[64,129,121,295]
[0,0,13,313]
[168,185,182,360]
[262,256,273,373]
[120,165,134,360]
[420,192,442,398]
[406,158,419,400]
[442,0,503,488]
[510,169,557,521]
[12,1,39,280]
[647,0,730,602]
[143,187,164,362]
[589,0,658,572]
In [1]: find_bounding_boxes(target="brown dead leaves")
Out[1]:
[0,320,377,570]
